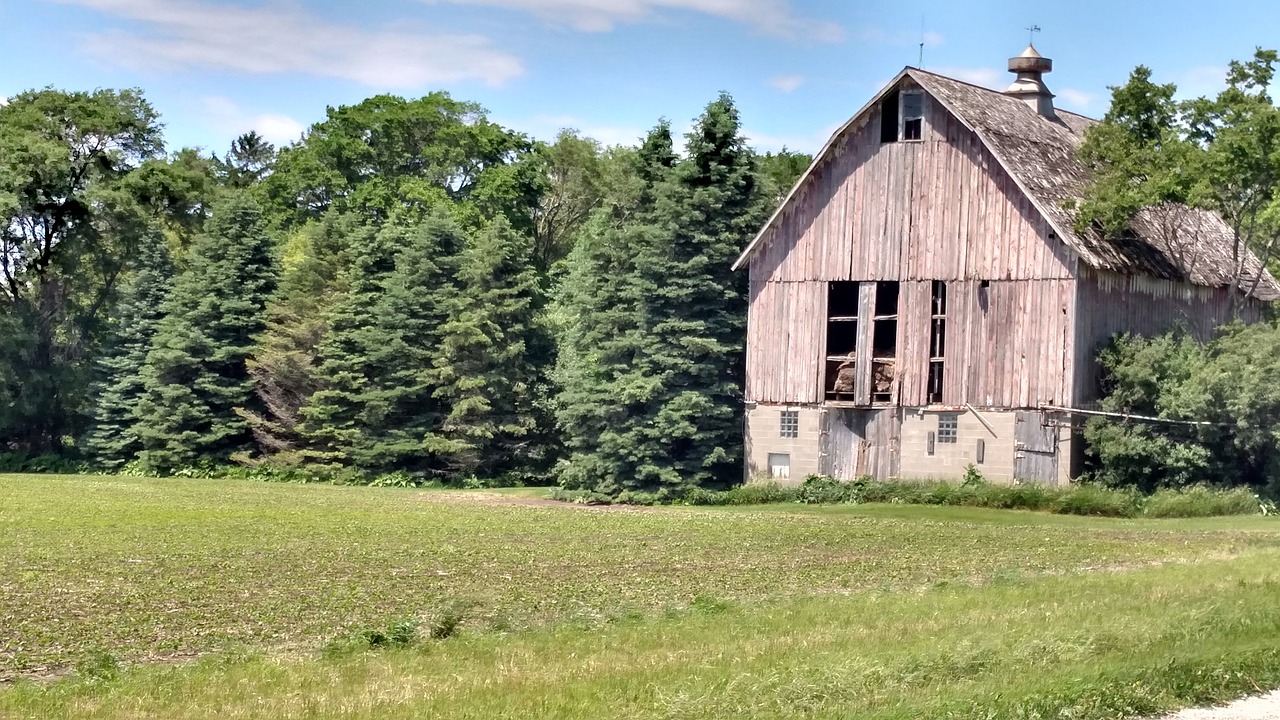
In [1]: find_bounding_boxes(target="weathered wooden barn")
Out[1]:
[735,45,1279,484]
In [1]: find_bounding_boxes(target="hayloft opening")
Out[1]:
[871,281,899,404]
[880,89,900,143]
[880,88,924,143]
[825,281,860,399]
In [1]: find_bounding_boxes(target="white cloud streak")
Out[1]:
[1055,88,1095,111]
[422,0,844,41]
[202,96,306,147]
[768,74,804,93]
[55,0,524,88]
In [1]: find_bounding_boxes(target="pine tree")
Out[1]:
[300,215,465,476]
[356,216,465,474]
[83,230,175,467]
[554,98,766,499]
[241,211,373,463]
[433,216,547,480]
[134,195,278,472]
[553,122,676,496]
[631,93,765,493]
[297,224,401,469]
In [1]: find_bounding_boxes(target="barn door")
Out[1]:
[1014,411,1058,484]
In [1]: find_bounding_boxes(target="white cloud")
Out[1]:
[55,0,524,88]
[1055,88,1095,111]
[768,75,805,93]
[202,96,306,147]
[422,0,844,41]
[513,114,653,147]
[930,66,1004,89]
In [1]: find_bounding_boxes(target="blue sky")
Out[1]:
[1,0,1274,155]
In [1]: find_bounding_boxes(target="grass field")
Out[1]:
[3,474,1280,718]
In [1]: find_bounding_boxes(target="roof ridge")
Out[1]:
[907,66,1098,122]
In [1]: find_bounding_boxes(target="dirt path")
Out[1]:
[1149,690,1280,719]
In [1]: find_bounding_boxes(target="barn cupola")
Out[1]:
[1005,44,1056,119]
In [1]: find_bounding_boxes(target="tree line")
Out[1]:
[0,87,808,498]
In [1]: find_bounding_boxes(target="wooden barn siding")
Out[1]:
[745,89,1081,407]
[745,279,827,404]
[746,278,1075,408]
[1072,268,1267,405]
[749,92,1077,285]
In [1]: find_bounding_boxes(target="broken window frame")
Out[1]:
[824,281,860,400]
[901,90,925,141]
[881,87,925,143]
[870,282,899,405]
[927,280,946,404]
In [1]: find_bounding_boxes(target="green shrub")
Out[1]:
[720,482,798,505]
[323,618,419,657]
[797,474,859,504]
[1051,484,1142,517]
[0,452,90,475]
[1145,485,1262,518]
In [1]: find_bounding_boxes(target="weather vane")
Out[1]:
[1027,24,1041,45]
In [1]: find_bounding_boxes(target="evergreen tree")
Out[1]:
[241,211,372,463]
[357,217,465,474]
[134,195,278,472]
[297,224,401,469]
[553,122,677,496]
[84,230,176,467]
[433,216,547,480]
[554,97,766,498]
[300,215,465,476]
[634,93,765,492]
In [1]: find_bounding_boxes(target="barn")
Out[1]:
[734,45,1279,485]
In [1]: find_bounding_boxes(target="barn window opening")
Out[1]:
[825,281,860,399]
[780,410,799,438]
[901,90,925,141]
[938,413,958,443]
[880,89,900,143]
[871,281,899,404]
[928,280,947,404]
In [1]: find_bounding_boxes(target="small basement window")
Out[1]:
[768,453,791,480]
[938,413,958,444]
[780,410,799,438]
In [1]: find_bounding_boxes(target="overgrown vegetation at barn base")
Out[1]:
[679,474,1272,518]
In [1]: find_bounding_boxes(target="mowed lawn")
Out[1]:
[3,475,1280,719]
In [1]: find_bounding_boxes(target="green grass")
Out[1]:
[2,474,1280,718]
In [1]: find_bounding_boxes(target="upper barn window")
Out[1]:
[881,88,925,143]
[901,90,924,140]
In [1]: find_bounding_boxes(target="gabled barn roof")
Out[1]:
[734,67,1280,301]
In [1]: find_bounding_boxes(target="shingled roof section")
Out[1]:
[735,67,1280,301]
